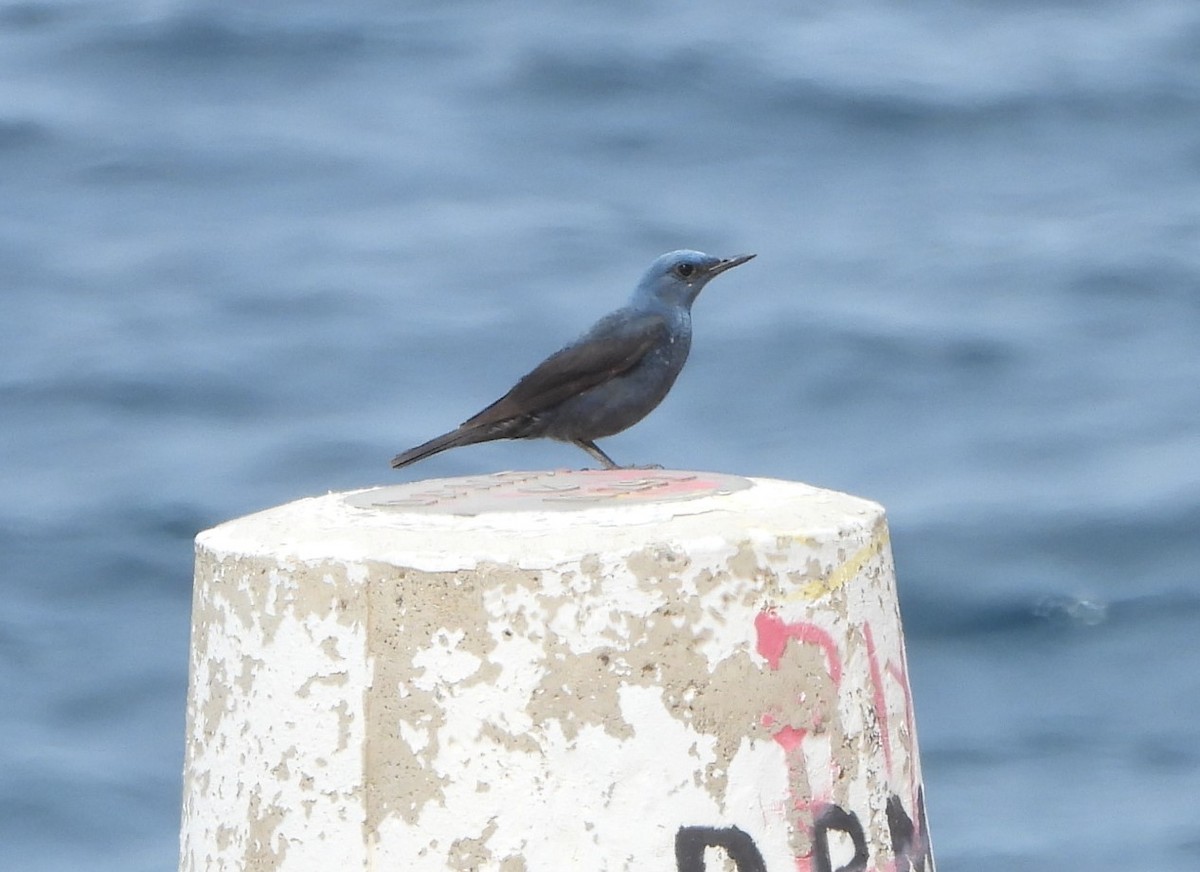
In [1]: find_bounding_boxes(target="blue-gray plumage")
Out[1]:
[390,250,755,470]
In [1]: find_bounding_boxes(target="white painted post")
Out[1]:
[180,470,933,872]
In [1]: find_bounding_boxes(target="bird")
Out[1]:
[390,249,755,471]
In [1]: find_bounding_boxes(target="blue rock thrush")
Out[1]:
[390,249,755,470]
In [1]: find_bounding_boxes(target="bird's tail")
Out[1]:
[390,426,487,469]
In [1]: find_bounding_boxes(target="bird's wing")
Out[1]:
[461,311,669,428]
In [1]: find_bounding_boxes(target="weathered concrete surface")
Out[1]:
[180,470,932,871]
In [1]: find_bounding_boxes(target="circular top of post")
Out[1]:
[198,470,885,572]
[344,469,753,514]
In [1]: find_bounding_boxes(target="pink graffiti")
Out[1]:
[754,612,842,685]
[888,654,919,825]
[866,624,924,842]
[755,612,844,872]
[773,725,806,754]
[754,612,928,870]
[863,622,893,773]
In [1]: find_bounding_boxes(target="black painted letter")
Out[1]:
[887,790,932,872]
[675,826,767,872]
[812,805,868,872]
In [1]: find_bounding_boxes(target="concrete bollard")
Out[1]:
[180,470,933,871]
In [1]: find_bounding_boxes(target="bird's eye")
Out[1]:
[674,263,696,279]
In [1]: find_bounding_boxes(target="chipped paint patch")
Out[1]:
[180,552,369,871]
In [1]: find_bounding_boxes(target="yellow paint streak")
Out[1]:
[789,523,891,602]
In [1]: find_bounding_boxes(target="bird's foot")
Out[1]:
[576,463,664,472]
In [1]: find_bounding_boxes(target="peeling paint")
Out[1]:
[181,474,930,871]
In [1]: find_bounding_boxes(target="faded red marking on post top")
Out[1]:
[535,471,732,503]
[348,469,753,515]
[755,612,842,685]
[863,622,893,773]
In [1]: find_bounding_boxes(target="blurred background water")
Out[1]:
[2,0,1199,869]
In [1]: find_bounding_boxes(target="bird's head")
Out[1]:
[634,250,756,308]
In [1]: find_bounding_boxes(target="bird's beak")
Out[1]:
[709,253,756,276]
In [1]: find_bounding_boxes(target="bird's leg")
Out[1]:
[572,440,665,471]
[573,439,620,470]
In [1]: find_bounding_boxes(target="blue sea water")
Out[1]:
[2,1,1199,869]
